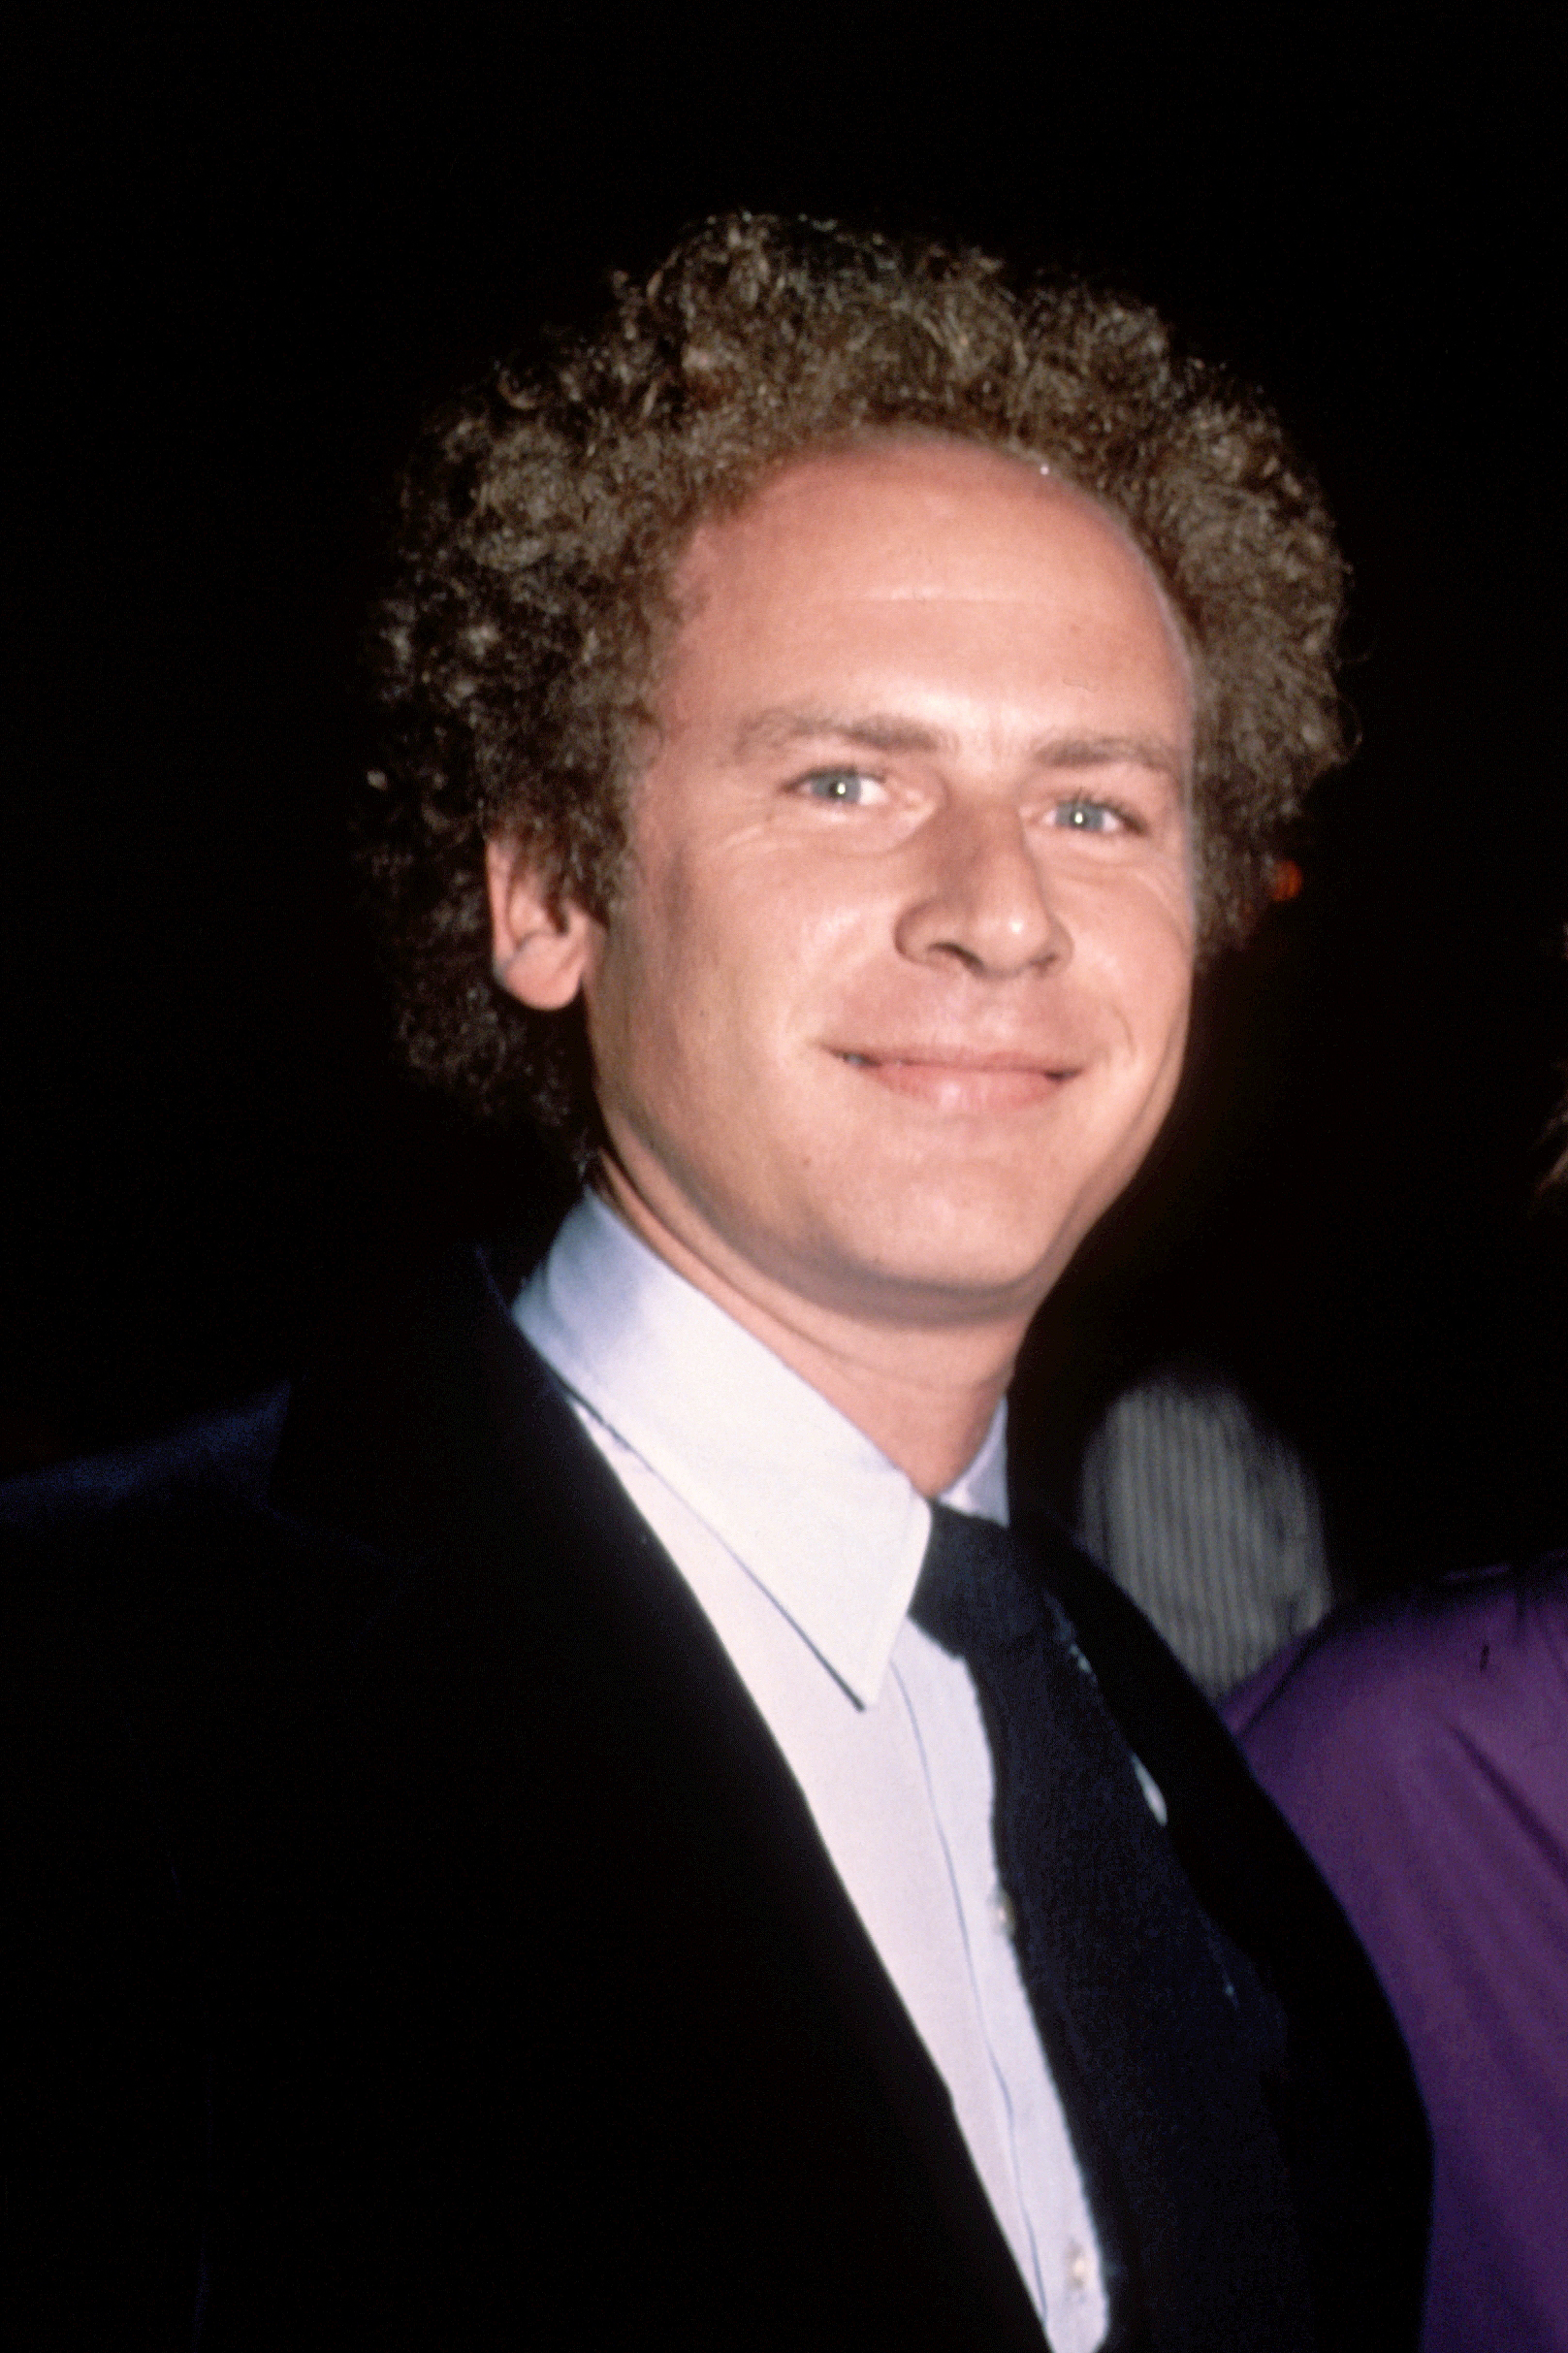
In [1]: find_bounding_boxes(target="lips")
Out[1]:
[835,1048,1078,1112]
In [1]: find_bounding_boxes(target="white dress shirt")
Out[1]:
[516,1192,1107,2351]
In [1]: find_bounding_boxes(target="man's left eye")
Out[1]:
[798,768,883,806]
[1050,799,1124,833]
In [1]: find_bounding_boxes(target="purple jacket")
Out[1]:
[1227,1558,1568,2353]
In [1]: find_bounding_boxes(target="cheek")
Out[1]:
[588,822,718,1017]
[584,865,770,1128]
[1136,917,1196,1046]
[1070,877,1194,1055]
[579,901,673,1114]
[1130,956,1194,1092]
[666,847,884,1030]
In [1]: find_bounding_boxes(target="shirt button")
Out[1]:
[989,1882,1017,1941]
[1065,2239,1090,2292]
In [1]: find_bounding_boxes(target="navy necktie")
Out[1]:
[910,1503,1313,2353]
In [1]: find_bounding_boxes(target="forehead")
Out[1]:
[666,436,1193,729]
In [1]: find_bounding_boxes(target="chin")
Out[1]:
[803,1188,1088,1323]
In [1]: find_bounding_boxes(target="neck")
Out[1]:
[595,1165,1032,1497]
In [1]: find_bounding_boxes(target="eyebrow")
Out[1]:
[729,706,1187,782]
[732,708,945,758]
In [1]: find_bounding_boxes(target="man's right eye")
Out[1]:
[797,768,883,805]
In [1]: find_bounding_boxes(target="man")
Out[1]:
[7,215,1427,2348]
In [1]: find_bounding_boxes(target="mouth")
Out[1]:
[834,1048,1079,1112]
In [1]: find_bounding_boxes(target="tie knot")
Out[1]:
[908,1501,1043,1658]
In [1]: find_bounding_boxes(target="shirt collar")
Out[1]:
[514,1192,1008,1707]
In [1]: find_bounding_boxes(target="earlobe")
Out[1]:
[485,839,598,1010]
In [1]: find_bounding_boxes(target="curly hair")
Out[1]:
[360,211,1348,1166]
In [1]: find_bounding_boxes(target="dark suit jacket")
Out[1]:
[5,1242,1430,2350]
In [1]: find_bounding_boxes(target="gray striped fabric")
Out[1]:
[1074,1368,1334,1699]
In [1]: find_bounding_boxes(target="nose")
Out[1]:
[893,798,1068,978]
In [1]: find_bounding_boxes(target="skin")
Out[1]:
[489,437,1196,1494]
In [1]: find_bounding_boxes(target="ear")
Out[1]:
[485,838,599,1010]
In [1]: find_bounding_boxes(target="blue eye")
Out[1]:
[1052,799,1121,833]
[801,769,877,804]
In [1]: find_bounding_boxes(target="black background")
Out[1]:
[8,2,1565,1590]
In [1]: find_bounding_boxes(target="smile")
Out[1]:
[835,1050,1078,1112]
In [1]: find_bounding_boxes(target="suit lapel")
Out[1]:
[265,1241,1049,2350]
